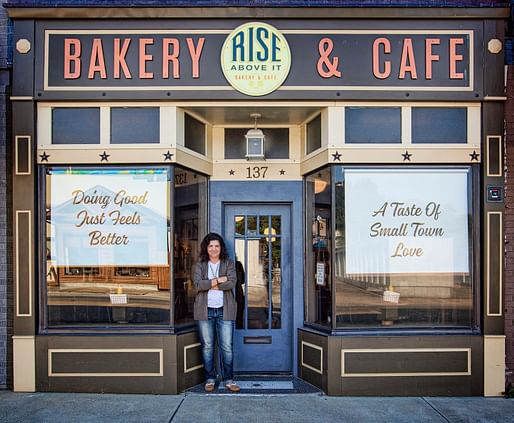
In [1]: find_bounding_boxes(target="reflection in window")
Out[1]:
[185,114,206,155]
[111,107,159,144]
[306,114,321,154]
[345,107,401,144]
[173,167,208,326]
[305,168,332,327]
[412,107,467,144]
[234,215,282,330]
[52,107,100,144]
[333,167,474,329]
[45,166,171,326]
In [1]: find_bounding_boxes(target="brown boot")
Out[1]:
[225,382,240,392]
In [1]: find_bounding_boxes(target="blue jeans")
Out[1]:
[197,307,234,384]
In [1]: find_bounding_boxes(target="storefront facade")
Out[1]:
[6,2,509,395]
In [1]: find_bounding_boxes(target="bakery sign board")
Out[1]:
[40,20,477,98]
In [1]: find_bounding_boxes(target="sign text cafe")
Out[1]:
[44,22,473,95]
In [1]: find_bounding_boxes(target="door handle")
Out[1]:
[243,336,272,344]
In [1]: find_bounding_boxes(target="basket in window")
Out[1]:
[383,290,400,303]
[109,294,128,305]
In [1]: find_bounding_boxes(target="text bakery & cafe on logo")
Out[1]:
[6,3,507,397]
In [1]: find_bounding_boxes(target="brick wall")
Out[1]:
[505,64,514,379]
[0,0,11,390]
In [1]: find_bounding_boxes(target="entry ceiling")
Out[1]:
[183,106,322,126]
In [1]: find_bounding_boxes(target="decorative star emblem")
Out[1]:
[279,169,286,175]
[39,152,50,162]
[469,150,480,161]
[163,150,174,161]
[99,151,110,162]
[402,151,412,161]
[332,151,342,161]
[228,169,235,176]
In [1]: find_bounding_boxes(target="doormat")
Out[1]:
[186,375,322,395]
[232,381,293,390]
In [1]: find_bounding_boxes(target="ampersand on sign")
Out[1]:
[317,38,342,78]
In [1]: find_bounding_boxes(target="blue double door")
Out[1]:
[224,204,292,373]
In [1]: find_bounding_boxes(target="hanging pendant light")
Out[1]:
[245,113,265,160]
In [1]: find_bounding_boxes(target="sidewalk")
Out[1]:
[1,390,514,423]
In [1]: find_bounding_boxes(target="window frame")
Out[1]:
[38,164,207,334]
[51,106,101,145]
[110,106,160,145]
[411,106,468,145]
[172,165,209,329]
[344,106,402,145]
[37,103,172,148]
[341,104,478,147]
[304,164,481,335]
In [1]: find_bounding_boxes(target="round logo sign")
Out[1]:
[221,22,291,97]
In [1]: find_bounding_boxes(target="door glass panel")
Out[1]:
[247,238,269,329]
[233,212,282,332]
[234,238,246,330]
[259,215,270,235]
[247,216,257,235]
[272,215,281,234]
[235,216,245,236]
[271,237,281,329]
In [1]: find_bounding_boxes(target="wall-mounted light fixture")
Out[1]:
[245,113,265,160]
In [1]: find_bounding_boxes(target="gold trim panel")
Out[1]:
[15,136,31,175]
[301,341,323,375]
[341,348,471,377]
[486,135,502,177]
[183,343,203,374]
[48,348,164,377]
[486,211,503,317]
[15,210,32,318]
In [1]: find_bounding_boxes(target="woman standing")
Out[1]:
[193,232,240,393]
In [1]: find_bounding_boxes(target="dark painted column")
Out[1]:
[11,18,36,391]
[0,0,12,390]
[481,18,506,396]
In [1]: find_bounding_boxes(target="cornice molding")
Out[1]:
[5,7,510,20]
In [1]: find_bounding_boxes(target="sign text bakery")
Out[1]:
[43,23,474,95]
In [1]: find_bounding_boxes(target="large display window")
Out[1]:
[42,165,206,328]
[306,166,477,331]
[305,168,333,327]
[173,166,208,326]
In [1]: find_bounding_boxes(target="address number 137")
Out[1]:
[246,166,268,179]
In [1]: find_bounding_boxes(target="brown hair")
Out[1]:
[199,232,229,262]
